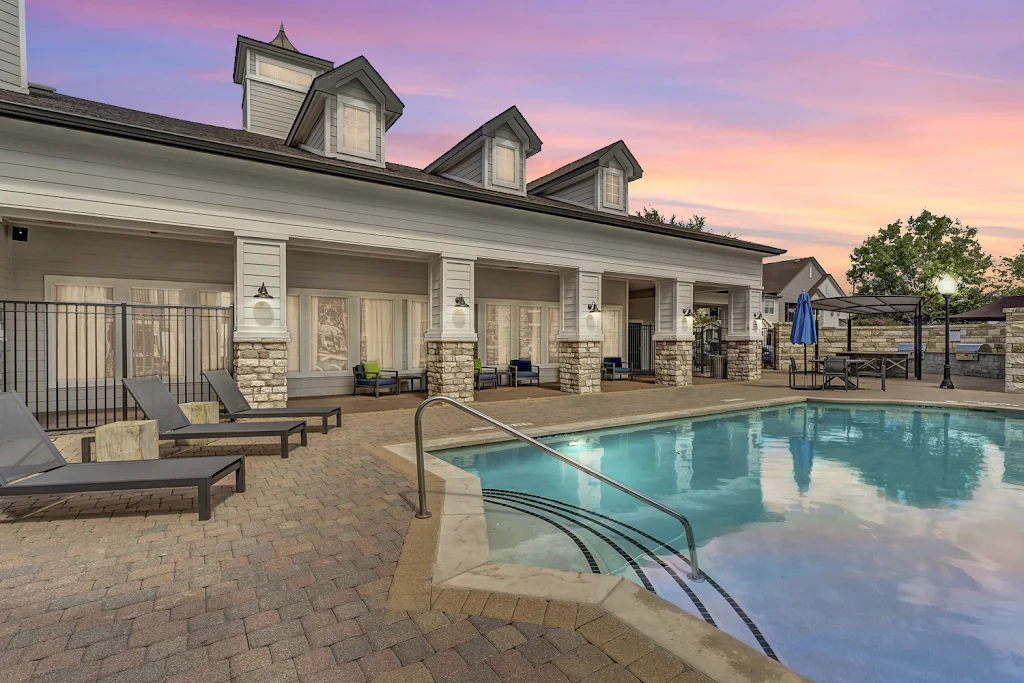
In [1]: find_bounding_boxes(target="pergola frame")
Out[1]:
[810,296,925,380]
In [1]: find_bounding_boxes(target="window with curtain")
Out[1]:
[131,287,185,378]
[286,295,300,372]
[547,307,560,362]
[518,306,542,363]
[342,104,372,153]
[312,296,348,372]
[360,299,394,368]
[604,170,623,206]
[257,59,313,88]
[54,285,115,383]
[484,304,512,366]
[198,291,232,373]
[409,300,428,369]
[494,144,516,184]
[601,307,622,358]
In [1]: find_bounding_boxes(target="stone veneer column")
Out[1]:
[558,340,602,394]
[427,340,475,402]
[233,339,288,409]
[1006,308,1024,394]
[654,339,693,386]
[725,339,762,381]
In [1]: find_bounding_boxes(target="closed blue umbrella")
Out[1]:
[790,291,818,384]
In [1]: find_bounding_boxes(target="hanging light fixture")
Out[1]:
[254,282,273,299]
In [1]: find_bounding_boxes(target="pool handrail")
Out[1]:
[413,395,703,582]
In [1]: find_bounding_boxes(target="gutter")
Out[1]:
[0,100,786,256]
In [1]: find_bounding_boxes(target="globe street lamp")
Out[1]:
[935,274,958,389]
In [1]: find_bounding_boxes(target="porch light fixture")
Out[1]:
[454,294,469,308]
[588,302,601,314]
[254,282,273,299]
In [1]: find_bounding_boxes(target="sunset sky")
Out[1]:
[24,0,1024,288]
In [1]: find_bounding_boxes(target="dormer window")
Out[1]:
[604,169,623,208]
[493,140,519,188]
[338,95,377,159]
[255,56,315,90]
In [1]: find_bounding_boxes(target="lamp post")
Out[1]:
[935,274,958,389]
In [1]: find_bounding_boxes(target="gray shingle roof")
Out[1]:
[762,258,814,295]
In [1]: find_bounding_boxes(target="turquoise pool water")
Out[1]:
[438,404,1024,683]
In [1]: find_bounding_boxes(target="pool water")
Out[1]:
[438,404,1024,683]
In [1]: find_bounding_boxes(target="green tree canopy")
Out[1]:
[846,210,993,323]
[993,244,1024,296]
[635,207,707,230]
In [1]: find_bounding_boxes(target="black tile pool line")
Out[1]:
[484,491,715,628]
[484,488,779,662]
[483,498,602,574]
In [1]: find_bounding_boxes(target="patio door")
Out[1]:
[483,304,512,367]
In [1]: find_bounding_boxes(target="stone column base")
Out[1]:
[654,339,693,386]
[558,340,602,394]
[725,339,762,381]
[1006,308,1024,393]
[427,340,475,402]
[233,339,288,409]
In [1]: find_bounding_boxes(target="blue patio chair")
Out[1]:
[352,362,399,397]
[509,359,540,387]
[602,357,633,381]
[474,359,498,390]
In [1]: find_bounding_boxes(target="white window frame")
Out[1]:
[475,298,562,367]
[492,138,520,189]
[406,297,430,371]
[603,168,624,209]
[599,304,625,359]
[251,55,317,92]
[763,299,776,316]
[336,94,378,160]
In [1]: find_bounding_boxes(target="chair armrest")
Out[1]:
[381,369,400,377]
[531,364,540,372]
[482,366,498,374]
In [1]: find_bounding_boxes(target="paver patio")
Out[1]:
[0,373,1017,682]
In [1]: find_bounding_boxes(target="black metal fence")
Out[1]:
[1,300,233,431]
[627,322,655,376]
[692,322,722,376]
[762,325,778,369]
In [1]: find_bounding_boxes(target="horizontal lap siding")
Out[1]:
[0,120,765,288]
[447,149,483,184]
[248,80,304,139]
[0,0,21,90]
[549,176,596,208]
[304,109,325,152]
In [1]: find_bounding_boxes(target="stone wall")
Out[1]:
[558,340,602,394]
[426,340,475,402]
[921,352,1004,379]
[654,339,693,386]
[725,339,762,381]
[233,339,288,409]
[1007,309,1024,393]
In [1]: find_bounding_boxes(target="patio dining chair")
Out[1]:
[788,356,818,388]
[474,359,498,390]
[821,357,857,391]
[509,359,540,387]
[353,362,399,397]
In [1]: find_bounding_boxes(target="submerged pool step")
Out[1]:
[481,488,779,663]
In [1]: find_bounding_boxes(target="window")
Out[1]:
[408,301,428,369]
[604,170,623,207]
[484,304,512,366]
[256,58,314,89]
[601,307,623,358]
[763,299,776,316]
[286,295,300,372]
[360,299,394,368]
[785,303,796,323]
[518,306,542,362]
[342,104,372,154]
[494,142,517,186]
[54,285,115,383]
[548,307,561,362]
[312,296,348,372]
[131,287,185,378]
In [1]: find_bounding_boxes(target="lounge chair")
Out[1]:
[204,369,341,434]
[82,376,307,461]
[821,357,857,391]
[509,359,540,387]
[353,362,399,397]
[602,357,633,381]
[474,359,498,390]
[0,393,244,521]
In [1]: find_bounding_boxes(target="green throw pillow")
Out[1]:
[364,360,380,379]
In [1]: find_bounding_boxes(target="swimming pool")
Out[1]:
[438,403,1024,683]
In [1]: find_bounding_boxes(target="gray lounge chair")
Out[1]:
[82,377,307,461]
[0,393,244,520]
[203,369,341,434]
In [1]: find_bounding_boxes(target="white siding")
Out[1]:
[0,0,25,92]
[560,274,578,335]
[304,109,326,152]
[0,119,767,289]
[235,237,286,337]
[548,175,596,208]
[0,224,9,297]
[446,148,484,185]
[247,79,305,139]
[476,268,558,301]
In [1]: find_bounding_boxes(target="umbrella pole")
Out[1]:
[803,345,808,385]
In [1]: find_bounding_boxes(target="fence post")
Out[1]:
[228,305,235,377]
[121,301,128,422]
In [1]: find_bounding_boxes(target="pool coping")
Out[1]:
[379,395,1024,683]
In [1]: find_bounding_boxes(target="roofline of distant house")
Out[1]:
[0,100,786,256]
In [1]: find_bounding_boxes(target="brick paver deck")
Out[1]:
[0,373,1017,682]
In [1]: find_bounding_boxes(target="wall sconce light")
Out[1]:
[454,294,469,308]
[588,302,601,314]
[254,282,273,299]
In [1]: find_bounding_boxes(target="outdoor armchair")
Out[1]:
[0,393,244,521]
[821,357,857,391]
[509,359,540,387]
[602,357,634,381]
[204,369,341,434]
[82,376,307,460]
[352,362,400,397]
[474,359,498,390]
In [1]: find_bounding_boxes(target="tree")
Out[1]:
[635,206,707,231]
[846,210,993,323]
[993,244,1024,296]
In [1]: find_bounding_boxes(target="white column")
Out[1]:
[558,270,603,342]
[426,255,477,342]
[234,235,288,340]
[725,287,763,340]
[653,279,695,341]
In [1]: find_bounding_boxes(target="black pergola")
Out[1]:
[810,295,925,380]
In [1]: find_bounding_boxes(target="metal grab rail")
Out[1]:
[413,396,702,582]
